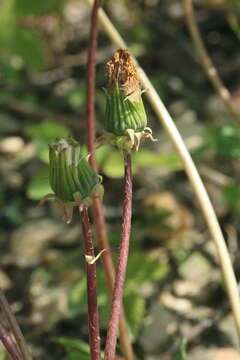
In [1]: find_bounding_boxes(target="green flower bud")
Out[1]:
[39,138,103,223]
[103,49,156,151]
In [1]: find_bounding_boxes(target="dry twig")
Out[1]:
[183,0,240,121]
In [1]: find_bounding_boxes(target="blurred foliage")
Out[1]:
[69,252,168,339]
[53,338,91,360]
[205,124,240,159]
[224,184,240,216]
[0,0,240,358]
[172,339,187,360]
[25,121,71,163]
[97,146,183,179]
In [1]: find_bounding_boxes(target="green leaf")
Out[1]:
[205,124,240,159]
[27,167,52,200]
[134,149,182,169]
[123,291,145,338]
[67,87,85,109]
[11,28,45,70]
[53,337,90,354]
[0,0,50,70]
[102,149,182,179]
[53,338,90,360]
[224,184,240,216]
[95,145,113,169]
[26,121,70,140]
[26,121,71,163]
[126,252,168,288]
[0,351,7,360]
[0,24,45,70]
[68,278,87,314]
[102,150,125,178]
[13,0,63,16]
[172,339,187,360]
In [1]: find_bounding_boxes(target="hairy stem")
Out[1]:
[183,0,240,121]
[86,1,134,358]
[85,0,240,340]
[79,206,101,360]
[104,152,133,360]
[0,323,21,360]
[0,291,31,360]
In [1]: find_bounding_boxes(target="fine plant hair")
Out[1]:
[86,0,240,340]
[183,0,240,122]
[85,1,134,359]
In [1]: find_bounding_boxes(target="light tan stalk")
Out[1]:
[183,0,240,121]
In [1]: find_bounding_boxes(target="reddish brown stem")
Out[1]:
[0,323,22,360]
[86,0,100,171]
[0,291,31,360]
[86,1,134,359]
[79,206,101,360]
[104,152,133,360]
[92,198,134,360]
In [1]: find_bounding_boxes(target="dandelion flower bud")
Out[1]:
[103,49,156,151]
[40,138,103,223]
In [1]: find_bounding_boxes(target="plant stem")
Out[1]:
[85,0,240,341]
[183,0,240,121]
[0,291,32,360]
[86,0,100,171]
[85,1,134,359]
[79,206,101,360]
[104,152,133,360]
[0,323,22,360]
[92,197,134,360]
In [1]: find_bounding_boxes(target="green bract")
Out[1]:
[103,49,156,152]
[104,86,147,136]
[40,138,103,223]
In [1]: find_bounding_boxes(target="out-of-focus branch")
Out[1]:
[183,0,240,121]
[0,323,22,360]
[0,291,32,360]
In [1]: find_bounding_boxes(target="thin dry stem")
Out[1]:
[104,152,133,360]
[86,1,134,359]
[0,323,22,360]
[183,0,240,121]
[86,0,240,341]
[0,291,32,360]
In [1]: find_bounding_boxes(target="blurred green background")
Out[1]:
[0,0,240,359]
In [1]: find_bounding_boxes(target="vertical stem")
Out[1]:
[104,152,133,360]
[86,0,100,171]
[0,291,31,360]
[0,323,22,360]
[85,1,134,359]
[92,197,134,360]
[79,206,101,360]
